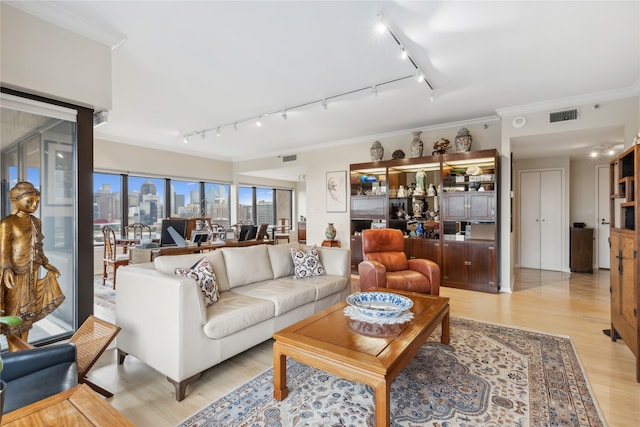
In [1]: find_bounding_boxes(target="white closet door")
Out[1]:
[520,171,542,269]
[539,170,562,271]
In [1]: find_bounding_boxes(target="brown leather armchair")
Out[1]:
[357,228,440,295]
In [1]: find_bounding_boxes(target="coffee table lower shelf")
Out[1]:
[273,288,449,427]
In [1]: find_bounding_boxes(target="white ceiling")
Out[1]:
[7,1,640,179]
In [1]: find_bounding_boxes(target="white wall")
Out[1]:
[1,4,112,110]
[95,139,233,181]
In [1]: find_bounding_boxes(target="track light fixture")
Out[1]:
[322,98,328,110]
[377,13,434,91]
[256,116,262,127]
[281,110,288,120]
[216,127,221,136]
[371,85,378,98]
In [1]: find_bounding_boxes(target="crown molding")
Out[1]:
[5,0,127,49]
[496,81,640,118]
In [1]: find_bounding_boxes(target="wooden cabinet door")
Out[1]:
[467,243,497,290]
[411,239,440,264]
[610,232,637,347]
[441,193,467,220]
[468,192,495,220]
[442,242,466,283]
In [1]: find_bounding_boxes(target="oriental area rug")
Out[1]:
[178,318,606,427]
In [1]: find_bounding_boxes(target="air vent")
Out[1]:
[549,108,578,123]
[282,154,297,162]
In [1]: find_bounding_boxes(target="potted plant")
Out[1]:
[0,314,22,420]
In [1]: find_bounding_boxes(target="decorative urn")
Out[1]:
[454,127,472,152]
[325,223,337,240]
[370,141,384,161]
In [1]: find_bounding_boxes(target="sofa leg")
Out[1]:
[117,349,128,365]
[167,373,202,401]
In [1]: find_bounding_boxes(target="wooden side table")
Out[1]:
[321,239,341,247]
[2,384,135,426]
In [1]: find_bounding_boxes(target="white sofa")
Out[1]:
[115,242,351,400]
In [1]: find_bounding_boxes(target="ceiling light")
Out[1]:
[183,136,189,144]
[591,144,616,158]
[415,71,425,83]
[256,117,262,127]
[399,47,408,60]
[282,110,287,120]
[322,98,328,110]
[216,127,221,136]
[233,123,238,130]
[375,14,387,34]
[371,85,378,98]
[200,132,205,140]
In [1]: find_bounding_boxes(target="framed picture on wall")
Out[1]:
[45,140,73,206]
[326,170,347,212]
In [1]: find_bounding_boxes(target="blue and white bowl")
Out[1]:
[346,292,413,319]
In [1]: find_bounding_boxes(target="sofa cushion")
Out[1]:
[221,245,273,288]
[154,251,230,292]
[291,247,325,278]
[202,292,275,339]
[175,257,219,306]
[267,242,299,279]
[275,275,348,301]
[230,279,317,316]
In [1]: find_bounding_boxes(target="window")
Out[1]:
[93,172,122,241]
[171,179,201,218]
[128,176,165,236]
[205,183,230,227]
[238,186,292,229]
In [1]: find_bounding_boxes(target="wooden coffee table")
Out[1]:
[273,288,449,427]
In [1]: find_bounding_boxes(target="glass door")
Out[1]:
[1,93,78,348]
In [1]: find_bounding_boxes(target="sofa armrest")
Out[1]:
[358,260,387,291]
[408,258,440,295]
[116,265,206,381]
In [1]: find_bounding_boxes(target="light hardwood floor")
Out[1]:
[91,268,640,426]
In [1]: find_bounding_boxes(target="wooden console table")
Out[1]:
[321,239,341,247]
[149,239,271,260]
[1,384,135,426]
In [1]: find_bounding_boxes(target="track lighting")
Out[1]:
[200,132,205,140]
[281,110,287,120]
[371,85,378,98]
[322,98,328,110]
[216,127,221,136]
[378,12,433,91]
[183,136,189,144]
[256,116,262,127]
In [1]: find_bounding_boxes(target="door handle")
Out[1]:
[601,219,610,225]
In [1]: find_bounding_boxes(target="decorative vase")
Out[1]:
[325,223,337,240]
[427,183,437,196]
[412,198,424,218]
[454,127,472,152]
[370,141,384,161]
[410,131,423,158]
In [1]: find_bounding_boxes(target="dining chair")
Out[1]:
[125,222,152,239]
[102,225,129,289]
[274,218,290,244]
